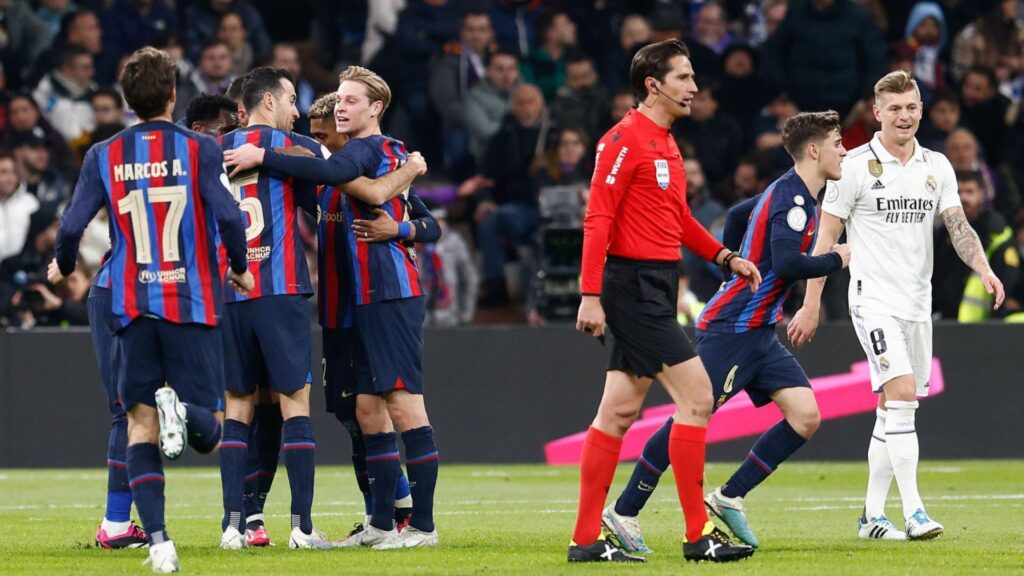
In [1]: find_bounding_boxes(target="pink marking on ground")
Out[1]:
[544,358,945,465]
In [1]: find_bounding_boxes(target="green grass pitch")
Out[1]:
[1,461,1022,574]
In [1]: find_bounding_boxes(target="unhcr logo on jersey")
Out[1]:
[138,268,187,284]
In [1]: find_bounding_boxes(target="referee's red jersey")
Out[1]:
[581,109,724,295]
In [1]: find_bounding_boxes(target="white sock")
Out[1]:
[101,518,131,535]
[395,495,413,509]
[864,408,894,520]
[884,400,924,520]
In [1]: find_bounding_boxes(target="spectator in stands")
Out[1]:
[718,43,774,144]
[31,9,107,87]
[841,96,880,149]
[2,93,74,179]
[647,8,721,83]
[183,0,271,66]
[0,0,53,90]
[551,55,609,150]
[476,83,552,307]
[532,126,590,190]
[693,1,733,54]
[520,9,577,101]
[918,88,960,151]
[361,0,404,66]
[754,93,799,175]
[766,0,886,118]
[421,205,479,327]
[91,87,125,129]
[933,170,1021,320]
[609,90,633,124]
[0,206,61,329]
[269,43,314,116]
[749,0,788,45]
[0,150,36,262]
[945,126,1020,219]
[178,39,235,115]
[12,132,68,211]
[33,45,97,147]
[35,0,72,36]
[959,65,1012,165]
[715,151,769,205]
[429,10,496,180]
[682,157,726,303]
[674,82,744,187]
[892,2,948,105]
[100,0,177,73]
[599,13,650,96]
[489,0,540,57]
[952,0,1024,88]
[466,49,520,168]
[217,11,253,77]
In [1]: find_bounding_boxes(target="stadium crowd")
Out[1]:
[2,0,1024,329]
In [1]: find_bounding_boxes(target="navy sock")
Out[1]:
[364,432,401,531]
[105,414,132,522]
[127,443,168,544]
[615,417,672,517]
[402,426,439,533]
[255,404,283,513]
[218,419,249,531]
[184,403,221,454]
[242,423,261,524]
[282,416,315,534]
[721,419,807,499]
[344,425,373,516]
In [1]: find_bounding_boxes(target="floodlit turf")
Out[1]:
[1,461,1022,574]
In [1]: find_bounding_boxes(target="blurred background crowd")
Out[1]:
[1,0,1023,329]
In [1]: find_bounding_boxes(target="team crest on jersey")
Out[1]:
[879,356,890,372]
[925,174,937,192]
[787,206,807,231]
[825,184,839,203]
[794,195,805,206]
[868,160,883,177]
[654,159,670,189]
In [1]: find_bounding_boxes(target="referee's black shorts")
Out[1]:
[601,256,697,379]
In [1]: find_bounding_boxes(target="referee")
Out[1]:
[568,39,761,564]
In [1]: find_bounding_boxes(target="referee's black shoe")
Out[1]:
[683,525,755,563]
[567,534,646,563]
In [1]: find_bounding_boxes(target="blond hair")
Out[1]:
[874,70,920,100]
[338,66,392,117]
[308,92,337,120]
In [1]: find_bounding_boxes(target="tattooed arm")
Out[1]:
[941,206,1005,309]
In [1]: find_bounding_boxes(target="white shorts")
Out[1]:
[850,306,932,397]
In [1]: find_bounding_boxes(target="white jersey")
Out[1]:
[822,132,960,322]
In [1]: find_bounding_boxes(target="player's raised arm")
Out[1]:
[351,191,441,244]
[340,152,427,206]
[55,149,106,278]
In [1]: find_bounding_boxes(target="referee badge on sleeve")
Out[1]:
[654,159,669,189]
[787,206,807,231]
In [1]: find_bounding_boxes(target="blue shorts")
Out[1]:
[353,296,425,395]
[222,295,313,395]
[696,326,810,410]
[117,316,225,412]
[87,286,124,417]
[322,327,358,419]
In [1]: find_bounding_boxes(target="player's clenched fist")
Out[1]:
[831,243,851,268]
[576,295,606,338]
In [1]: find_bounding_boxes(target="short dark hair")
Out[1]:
[120,47,176,121]
[91,87,123,109]
[485,49,518,67]
[240,67,295,114]
[200,38,229,56]
[58,44,92,68]
[782,110,841,159]
[58,9,96,40]
[535,10,568,43]
[955,169,985,190]
[964,65,998,91]
[226,73,249,102]
[629,39,690,105]
[185,93,237,129]
[931,87,960,108]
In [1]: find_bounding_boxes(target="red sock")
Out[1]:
[669,423,709,543]
[571,427,622,546]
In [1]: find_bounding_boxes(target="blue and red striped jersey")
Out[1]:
[317,180,441,328]
[337,136,423,305]
[92,248,112,289]
[698,169,822,333]
[56,121,249,328]
[219,125,320,302]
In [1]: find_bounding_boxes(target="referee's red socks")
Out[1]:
[669,423,709,542]
[571,426,622,546]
